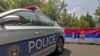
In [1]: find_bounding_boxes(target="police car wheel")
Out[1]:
[55,37,64,55]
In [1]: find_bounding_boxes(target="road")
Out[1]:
[48,43,100,56]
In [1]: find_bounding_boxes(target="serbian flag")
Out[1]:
[64,28,100,39]
[64,28,80,39]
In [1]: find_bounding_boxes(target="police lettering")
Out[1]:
[29,35,56,53]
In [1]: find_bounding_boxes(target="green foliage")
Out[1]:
[2,0,35,10]
[2,0,67,21]
[81,12,95,28]
[40,0,67,21]
[94,7,100,16]
[0,6,5,12]
[85,12,95,28]
[0,0,6,12]
[75,12,96,28]
[79,15,90,28]
[0,0,96,28]
[94,0,100,27]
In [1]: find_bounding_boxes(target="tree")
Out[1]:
[0,6,5,12]
[2,0,67,21]
[2,0,37,10]
[0,0,6,12]
[57,9,68,27]
[79,15,90,28]
[1,0,69,27]
[72,16,79,28]
[40,0,67,21]
[94,0,100,27]
[85,12,95,28]
[78,12,95,28]
[57,11,80,28]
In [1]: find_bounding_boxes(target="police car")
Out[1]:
[0,8,65,56]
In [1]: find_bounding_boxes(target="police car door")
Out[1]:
[0,10,45,56]
[35,14,59,56]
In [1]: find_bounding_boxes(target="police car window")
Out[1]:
[5,11,38,26]
[38,14,54,26]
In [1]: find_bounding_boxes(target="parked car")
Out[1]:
[0,9,65,56]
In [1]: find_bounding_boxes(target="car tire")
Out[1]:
[54,37,64,55]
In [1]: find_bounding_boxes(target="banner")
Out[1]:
[64,28,100,44]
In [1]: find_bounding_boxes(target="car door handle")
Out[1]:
[35,31,42,35]
[38,31,42,34]
[55,30,59,32]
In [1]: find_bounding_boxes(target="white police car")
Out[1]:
[0,9,65,56]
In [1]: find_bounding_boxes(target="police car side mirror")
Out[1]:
[3,15,20,22]
[0,15,20,26]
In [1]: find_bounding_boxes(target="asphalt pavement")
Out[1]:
[48,43,100,56]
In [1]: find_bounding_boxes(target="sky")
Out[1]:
[66,0,99,18]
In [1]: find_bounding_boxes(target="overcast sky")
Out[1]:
[66,0,99,18]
